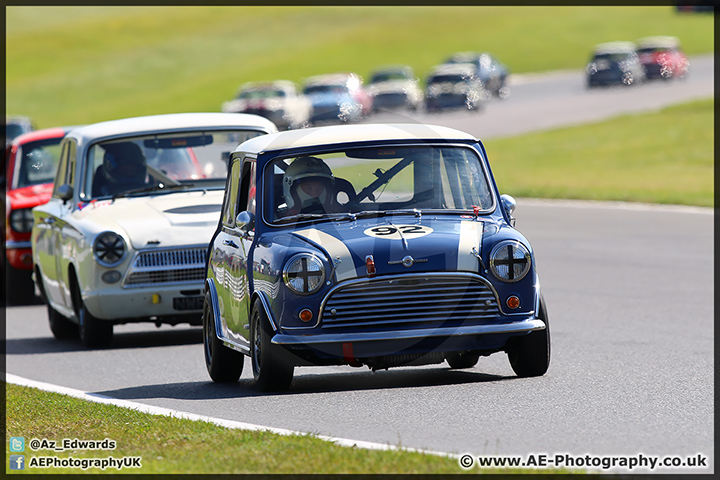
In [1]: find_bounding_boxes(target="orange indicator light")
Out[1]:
[299,308,313,322]
[506,295,520,309]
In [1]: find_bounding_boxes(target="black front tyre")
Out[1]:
[203,290,244,382]
[5,263,38,305]
[78,301,113,348]
[250,303,294,392]
[507,294,551,377]
[48,304,78,340]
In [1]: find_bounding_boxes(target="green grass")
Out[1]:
[6,6,714,128]
[485,98,714,207]
[5,383,575,474]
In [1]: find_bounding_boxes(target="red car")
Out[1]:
[635,36,689,80]
[4,126,75,304]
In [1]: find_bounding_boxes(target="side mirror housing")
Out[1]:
[500,194,516,227]
[57,184,74,203]
[236,211,255,235]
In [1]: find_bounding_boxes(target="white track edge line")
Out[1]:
[5,373,459,460]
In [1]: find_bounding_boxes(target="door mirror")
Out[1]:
[57,184,74,203]
[236,211,255,234]
[500,194,516,226]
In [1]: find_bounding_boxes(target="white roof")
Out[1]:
[636,36,680,48]
[593,41,637,54]
[235,123,477,155]
[68,112,277,144]
[428,63,477,76]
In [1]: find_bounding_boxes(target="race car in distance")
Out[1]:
[442,52,510,98]
[424,63,489,112]
[202,123,550,391]
[31,113,277,347]
[586,41,646,88]
[303,73,373,124]
[4,126,75,304]
[635,36,689,80]
[221,80,313,130]
[366,65,424,112]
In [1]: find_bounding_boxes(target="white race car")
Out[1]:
[31,112,277,347]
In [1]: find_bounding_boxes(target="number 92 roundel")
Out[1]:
[363,225,433,240]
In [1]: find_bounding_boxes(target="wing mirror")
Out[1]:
[236,211,255,236]
[500,194,516,227]
[57,184,74,203]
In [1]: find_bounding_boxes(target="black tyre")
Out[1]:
[48,304,78,340]
[250,303,294,392]
[35,267,78,340]
[203,290,244,382]
[78,301,113,348]
[5,263,38,305]
[507,294,551,377]
[445,351,480,369]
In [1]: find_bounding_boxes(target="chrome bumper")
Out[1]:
[272,318,545,346]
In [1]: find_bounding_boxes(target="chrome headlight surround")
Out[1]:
[283,253,326,295]
[489,240,531,283]
[93,231,126,267]
[9,208,34,233]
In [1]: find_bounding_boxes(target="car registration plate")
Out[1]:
[173,296,204,311]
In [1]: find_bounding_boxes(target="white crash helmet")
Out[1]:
[282,156,335,212]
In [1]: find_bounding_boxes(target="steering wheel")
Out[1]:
[333,178,358,208]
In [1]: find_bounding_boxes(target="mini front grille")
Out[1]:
[321,275,500,329]
[124,247,207,287]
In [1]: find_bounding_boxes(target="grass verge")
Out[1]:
[485,98,714,207]
[5,382,574,474]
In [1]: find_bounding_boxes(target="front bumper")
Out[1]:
[272,316,545,360]
[83,283,205,324]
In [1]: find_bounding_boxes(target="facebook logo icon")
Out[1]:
[10,455,25,470]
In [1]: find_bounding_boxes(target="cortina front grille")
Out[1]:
[124,247,207,287]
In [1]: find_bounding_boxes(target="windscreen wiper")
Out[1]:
[111,183,191,200]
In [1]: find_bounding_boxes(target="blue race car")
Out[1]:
[203,124,550,391]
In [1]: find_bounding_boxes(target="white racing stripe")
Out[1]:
[6,373,458,459]
[294,228,357,281]
[457,220,483,272]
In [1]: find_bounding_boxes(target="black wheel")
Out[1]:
[445,351,480,369]
[5,263,38,305]
[250,303,294,392]
[48,304,78,340]
[203,290,244,382]
[72,276,112,348]
[506,294,550,377]
[78,301,113,348]
[35,267,78,339]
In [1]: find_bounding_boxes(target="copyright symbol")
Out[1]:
[30,439,41,450]
[459,454,474,469]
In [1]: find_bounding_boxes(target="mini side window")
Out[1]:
[221,156,242,227]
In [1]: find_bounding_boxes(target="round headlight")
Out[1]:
[9,208,34,233]
[283,253,325,295]
[489,241,531,282]
[93,231,126,267]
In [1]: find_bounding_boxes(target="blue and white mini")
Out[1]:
[204,123,550,391]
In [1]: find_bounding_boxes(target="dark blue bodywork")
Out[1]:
[204,130,548,384]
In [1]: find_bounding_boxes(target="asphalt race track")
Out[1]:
[5,54,714,474]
